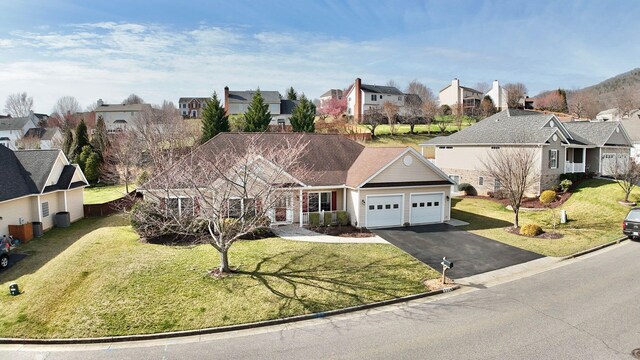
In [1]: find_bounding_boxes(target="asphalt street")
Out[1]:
[2,241,639,360]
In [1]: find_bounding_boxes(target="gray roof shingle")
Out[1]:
[360,84,404,95]
[227,90,282,104]
[14,150,62,192]
[0,116,35,131]
[563,122,626,146]
[24,127,59,141]
[0,146,38,202]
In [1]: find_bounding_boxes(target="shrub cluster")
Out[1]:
[519,224,543,237]
[336,211,349,226]
[457,183,477,196]
[487,189,508,199]
[539,190,557,205]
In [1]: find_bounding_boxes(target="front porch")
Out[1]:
[267,189,347,227]
[564,147,590,174]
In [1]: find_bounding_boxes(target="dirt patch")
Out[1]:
[465,191,572,209]
[424,278,455,291]
[311,226,376,238]
[504,226,564,239]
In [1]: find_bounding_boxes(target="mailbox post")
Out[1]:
[440,257,453,284]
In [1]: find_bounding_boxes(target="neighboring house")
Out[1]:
[438,79,483,114]
[421,109,632,196]
[178,97,209,118]
[23,128,63,149]
[598,109,640,160]
[147,133,455,229]
[94,99,152,133]
[0,147,88,237]
[485,80,509,111]
[0,112,38,150]
[319,89,344,105]
[346,78,412,122]
[223,87,298,127]
[596,108,640,122]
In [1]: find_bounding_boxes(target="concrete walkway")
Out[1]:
[272,225,388,244]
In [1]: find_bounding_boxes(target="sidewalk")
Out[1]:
[272,225,388,244]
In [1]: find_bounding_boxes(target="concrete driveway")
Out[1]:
[374,223,543,278]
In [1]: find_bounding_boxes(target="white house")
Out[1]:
[223,87,298,127]
[94,99,152,133]
[485,80,509,111]
[438,79,483,114]
[0,112,38,150]
[178,97,209,118]
[319,89,344,105]
[0,147,88,237]
[346,78,411,122]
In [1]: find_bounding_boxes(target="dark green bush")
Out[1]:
[458,183,477,196]
[323,212,333,226]
[336,211,349,226]
[309,212,321,227]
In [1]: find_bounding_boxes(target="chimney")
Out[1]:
[224,86,229,114]
[354,78,362,122]
[452,78,459,88]
[97,99,104,106]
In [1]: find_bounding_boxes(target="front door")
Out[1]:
[271,194,293,224]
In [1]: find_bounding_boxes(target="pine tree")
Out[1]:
[77,145,93,172]
[244,90,272,132]
[201,92,229,143]
[91,115,109,156]
[72,119,90,160]
[84,152,101,183]
[289,95,316,133]
[286,87,298,100]
[62,127,74,158]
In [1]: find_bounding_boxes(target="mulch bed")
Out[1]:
[424,278,455,291]
[504,226,564,239]
[312,225,376,238]
[465,191,572,209]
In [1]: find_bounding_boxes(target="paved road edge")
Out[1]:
[561,237,628,260]
[0,285,460,345]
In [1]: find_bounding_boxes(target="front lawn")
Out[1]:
[452,179,633,257]
[84,184,134,204]
[0,215,437,339]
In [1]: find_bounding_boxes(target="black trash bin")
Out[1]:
[54,212,71,228]
[32,222,43,237]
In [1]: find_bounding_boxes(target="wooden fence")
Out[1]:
[83,191,140,217]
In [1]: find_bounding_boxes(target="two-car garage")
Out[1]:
[365,192,445,228]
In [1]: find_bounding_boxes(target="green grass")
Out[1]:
[452,179,634,257]
[84,184,134,204]
[365,133,436,156]
[0,215,437,338]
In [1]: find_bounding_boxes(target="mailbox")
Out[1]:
[441,257,453,269]
[9,283,19,296]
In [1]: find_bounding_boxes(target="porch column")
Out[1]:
[298,189,303,227]
[342,187,347,211]
[582,148,586,172]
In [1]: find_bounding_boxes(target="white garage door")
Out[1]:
[366,195,403,228]
[410,193,443,225]
[602,153,629,176]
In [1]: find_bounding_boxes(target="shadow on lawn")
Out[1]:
[234,249,420,317]
[451,208,513,231]
[0,215,127,283]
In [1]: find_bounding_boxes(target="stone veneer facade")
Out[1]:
[441,168,560,197]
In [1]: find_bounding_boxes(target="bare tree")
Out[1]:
[51,96,81,129]
[402,95,423,134]
[405,80,435,102]
[452,102,464,131]
[123,93,145,105]
[615,88,637,119]
[386,79,399,89]
[382,101,399,135]
[136,134,311,273]
[481,146,539,227]
[362,107,385,139]
[504,82,528,109]
[131,102,201,175]
[422,96,439,135]
[101,130,142,193]
[568,90,599,119]
[608,155,640,203]
[4,92,33,117]
[474,82,491,94]
[16,134,40,150]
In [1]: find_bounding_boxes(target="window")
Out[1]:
[371,94,377,101]
[42,202,49,217]
[398,96,401,101]
[393,204,399,209]
[307,192,331,212]
[549,149,559,169]
[434,201,440,206]
[494,179,502,191]
[166,197,194,217]
[377,205,383,209]
[227,198,255,219]
[385,204,391,209]
[369,205,375,210]
[478,176,484,186]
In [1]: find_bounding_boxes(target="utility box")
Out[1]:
[560,210,567,224]
[9,283,19,296]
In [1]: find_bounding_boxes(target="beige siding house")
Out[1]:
[0,147,88,238]
[421,109,633,196]
[438,79,483,114]
[145,133,454,229]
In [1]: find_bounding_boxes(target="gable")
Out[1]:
[367,151,450,185]
[605,124,632,146]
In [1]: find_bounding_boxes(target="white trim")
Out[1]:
[422,142,554,147]
[342,187,346,215]
[39,150,65,194]
[356,147,454,188]
[364,193,405,229]
[408,192,445,225]
[549,149,559,169]
[71,164,89,189]
[598,147,602,174]
[298,188,303,227]
[359,184,455,190]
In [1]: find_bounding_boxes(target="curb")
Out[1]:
[0,285,460,345]
[561,237,627,260]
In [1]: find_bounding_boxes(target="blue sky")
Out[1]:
[0,0,638,112]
